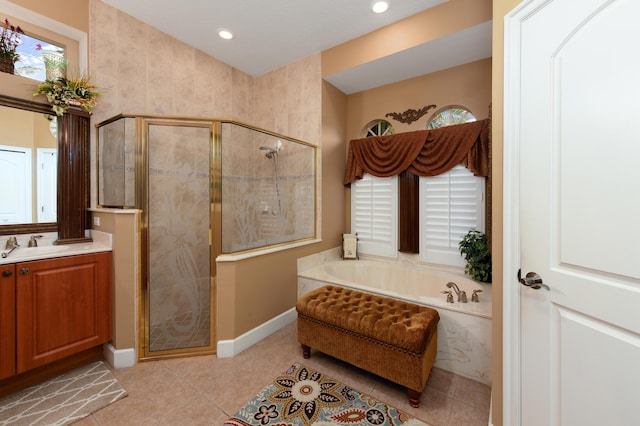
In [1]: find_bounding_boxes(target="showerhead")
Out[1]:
[259,140,283,159]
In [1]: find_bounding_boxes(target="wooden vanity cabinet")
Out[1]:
[15,252,112,373]
[0,264,16,380]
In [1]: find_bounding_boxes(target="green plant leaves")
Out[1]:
[458,229,491,283]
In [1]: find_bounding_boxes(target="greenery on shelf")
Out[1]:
[458,229,492,283]
[34,74,101,116]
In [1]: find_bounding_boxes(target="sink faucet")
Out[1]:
[28,235,43,247]
[446,281,467,303]
[2,236,19,258]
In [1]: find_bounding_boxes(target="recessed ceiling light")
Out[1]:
[371,1,389,14]
[218,28,234,40]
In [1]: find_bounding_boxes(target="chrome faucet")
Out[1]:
[446,281,467,303]
[441,290,454,303]
[28,235,43,247]
[2,236,19,258]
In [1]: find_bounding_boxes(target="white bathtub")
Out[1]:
[297,255,492,385]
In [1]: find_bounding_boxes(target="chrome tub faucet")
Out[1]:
[446,281,467,303]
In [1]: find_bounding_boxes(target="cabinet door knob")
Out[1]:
[19,267,29,275]
[1,269,12,277]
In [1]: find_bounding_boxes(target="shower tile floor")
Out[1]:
[77,321,491,426]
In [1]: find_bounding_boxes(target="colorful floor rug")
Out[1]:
[224,362,427,426]
[0,360,127,426]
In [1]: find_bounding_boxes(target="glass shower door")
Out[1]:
[144,121,214,356]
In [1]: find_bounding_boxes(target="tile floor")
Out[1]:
[76,322,491,426]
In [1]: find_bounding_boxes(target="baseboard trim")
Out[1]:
[103,343,136,368]
[217,308,297,358]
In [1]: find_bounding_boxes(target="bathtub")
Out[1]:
[297,254,492,385]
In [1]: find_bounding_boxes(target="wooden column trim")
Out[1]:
[56,107,91,244]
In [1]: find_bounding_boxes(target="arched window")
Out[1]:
[427,106,476,129]
[420,106,485,266]
[361,119,394,138]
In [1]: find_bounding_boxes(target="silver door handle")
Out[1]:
[518,270,550,291]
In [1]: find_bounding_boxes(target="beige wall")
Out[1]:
[346,58,492,139]
[90,210,139,350]
[8,0,88,32]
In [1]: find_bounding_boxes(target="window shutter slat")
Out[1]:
[420,165,484,266]
[351,174,398,257]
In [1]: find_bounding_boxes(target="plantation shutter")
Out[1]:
[419,165,484,266]
[351,174,398,258]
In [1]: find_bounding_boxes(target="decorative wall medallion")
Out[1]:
[385,104,436,125]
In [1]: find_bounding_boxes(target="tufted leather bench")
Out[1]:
[296,285,439,408]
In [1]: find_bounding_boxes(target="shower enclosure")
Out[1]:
[96,115,317,360]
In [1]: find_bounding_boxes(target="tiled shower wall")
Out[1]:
[89,0,322,347]
[220,123,316,253]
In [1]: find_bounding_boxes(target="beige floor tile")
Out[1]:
[454,376,492,411]
[447,399,490,426]
[426,367,459,398]
[77,320,490,425]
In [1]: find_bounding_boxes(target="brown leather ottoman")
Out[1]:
[296,285,439,408]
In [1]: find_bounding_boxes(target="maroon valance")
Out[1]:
[344,119,490,186]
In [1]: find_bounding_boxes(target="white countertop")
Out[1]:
[0,230,112,265]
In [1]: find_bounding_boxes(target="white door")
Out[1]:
[504,0,640,425]
[0,145,32,224]
[37,148,57,223]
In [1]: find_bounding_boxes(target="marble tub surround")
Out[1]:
[297,249,492,386]
[0,230,112,264]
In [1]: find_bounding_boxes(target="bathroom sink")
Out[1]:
[24,245,71,255]
[0,244,72,263]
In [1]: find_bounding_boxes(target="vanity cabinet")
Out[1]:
[0,252,111,379]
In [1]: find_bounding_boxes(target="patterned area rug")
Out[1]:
[225,363,427,426]
[0,361,127,426]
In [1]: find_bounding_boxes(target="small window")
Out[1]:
[362,119,394,138]
[427,106,476,129]
[15,33,65,82]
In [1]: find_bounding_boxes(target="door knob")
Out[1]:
[2,269,12,277]
[518,270,550,290]
[19,267,29,275]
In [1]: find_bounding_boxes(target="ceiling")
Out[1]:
[100,0,492,94]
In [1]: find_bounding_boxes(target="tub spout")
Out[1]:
[447,282,467,303]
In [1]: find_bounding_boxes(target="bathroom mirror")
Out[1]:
[0,94,58,235]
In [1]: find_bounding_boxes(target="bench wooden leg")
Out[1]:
[301,344,311,359]
[408,389,422,408]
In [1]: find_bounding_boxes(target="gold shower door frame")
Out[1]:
[136,117,221,361]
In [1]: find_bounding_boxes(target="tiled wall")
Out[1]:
[89,0,323,346]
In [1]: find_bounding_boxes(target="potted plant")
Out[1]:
[34,73,101,116]
[458,229,491,283]
[0,18,23,74]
